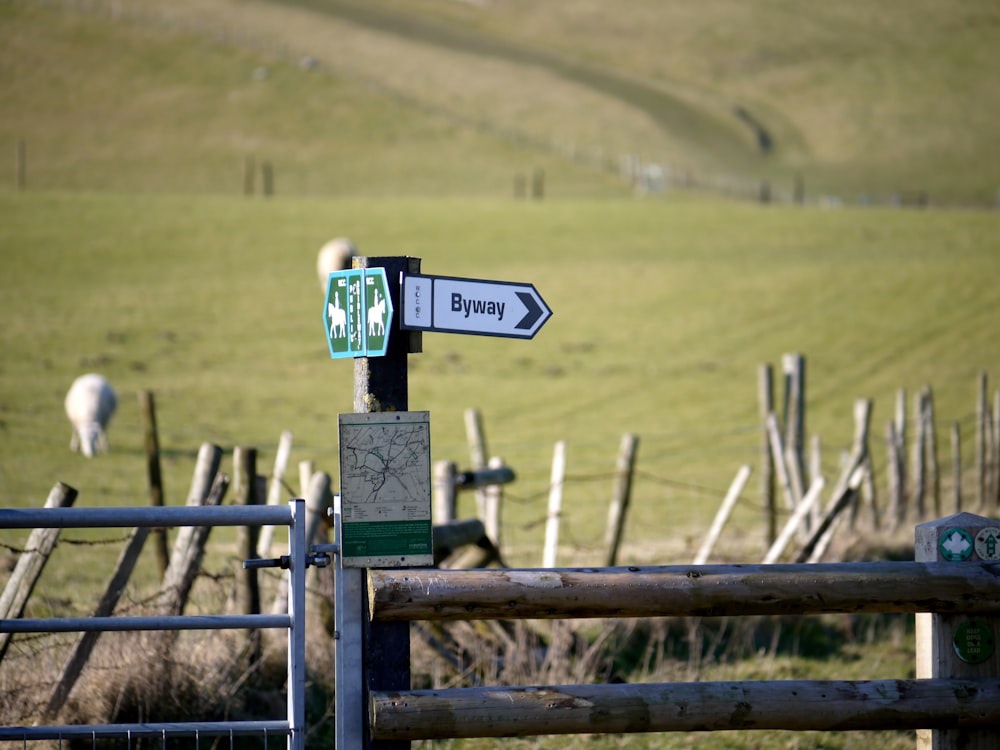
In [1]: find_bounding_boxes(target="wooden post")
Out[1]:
[758,364,776,544]
[782,353,806,495]
[0,482,77,664]
[762,478,824,564]
[484,456,505,550]
[913,390,928,519]
[233,446,261,663]
[464,407,489,521]
[924,386,941,517]
[765,412,796,513]
[15,139,25,191]
[543,441,566,568]
[846,399,872,530]
[433,460,458,525]
[605,433,639,567]
[916,512,1000,749]
[139,390,169,580]
[354,255,418,750]
[895,388,908,515]
[298,459,314,498]
[257,430,294,557]
[693,465,752,564]
[44,524,151,719]
[887,421,904,530]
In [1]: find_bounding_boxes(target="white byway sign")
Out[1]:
[401,273,552,339]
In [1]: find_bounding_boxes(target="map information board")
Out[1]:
[338,411,432,567]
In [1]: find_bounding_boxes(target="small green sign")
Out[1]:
[939,527,974,561]
[953,619,996,664]
[322,268,393,359]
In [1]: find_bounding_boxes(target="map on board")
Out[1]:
[338,411,432,567]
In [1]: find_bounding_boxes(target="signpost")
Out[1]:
[400,273,552,339]
[328,257,551,749]
[323,268,393,359]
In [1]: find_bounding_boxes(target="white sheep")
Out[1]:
[65,374,117,458]
[317,237,357,290]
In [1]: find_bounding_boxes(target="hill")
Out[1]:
[3,0,999,203]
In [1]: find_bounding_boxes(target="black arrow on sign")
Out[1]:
[515,291,544,331]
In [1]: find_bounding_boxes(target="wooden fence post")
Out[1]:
[895,388,908,516]
[605,433,639,567]
[257,430,294,557]
[233,446,261,662]
[464,407,489,521]
[433,460,458,525]
[139,390,169,580]
[916,512,1000,749]
[758,363,776,544]
[298,459,314,498]
[543,441,566,568]
[913,390,928,518]
[44,525,150,720]
[0,482,77,664]
[924,386,941,516]
[484,456,505,549]
[693,465,752,564]
[782,353,806,503]
[762,478,824,564]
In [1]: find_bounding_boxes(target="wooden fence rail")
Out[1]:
[350,513,1000,748]
[371,679,1000,740]
[368,560,1000,622]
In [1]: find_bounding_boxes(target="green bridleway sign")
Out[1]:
[323,268,393,359]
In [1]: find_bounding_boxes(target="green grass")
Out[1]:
[3,190,999,569]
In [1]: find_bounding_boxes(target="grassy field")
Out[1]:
[2,1,999,747]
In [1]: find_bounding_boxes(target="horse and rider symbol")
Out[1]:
[327,289,386,339]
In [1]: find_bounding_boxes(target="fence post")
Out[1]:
[139,390,169,580]
[543,441,566,568]
[484,456,505,549]
[464,407,489,521]
[605,433,639,566]
[0,482,77,663]
[758,363,777,544]
[258,430,293,557]
[433,460,458,525]
[915,512,1000,749]
[233,446,261,664]
[693,464,752,564]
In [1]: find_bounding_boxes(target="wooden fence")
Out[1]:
[345,511,1000,748]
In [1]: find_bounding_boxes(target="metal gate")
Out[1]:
[0,499,325,750]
